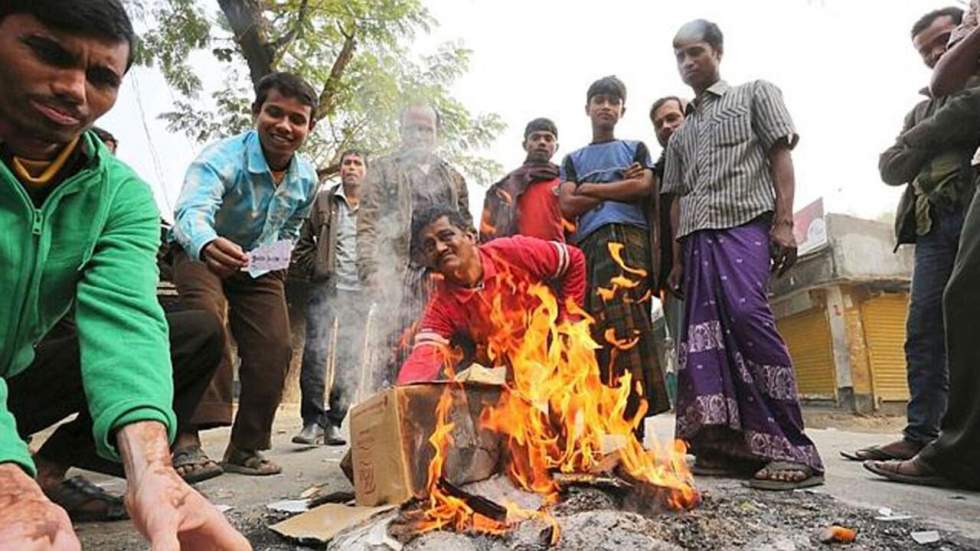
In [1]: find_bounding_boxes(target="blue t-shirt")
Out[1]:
[560,139,652,243]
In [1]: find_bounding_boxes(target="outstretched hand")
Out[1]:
[118,422,251,551]
[0,463,80,551]
[202,237,249,278]
[126,467,250,551]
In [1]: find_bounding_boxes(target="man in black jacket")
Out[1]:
[843,6,977,463]
[292,150,367,446]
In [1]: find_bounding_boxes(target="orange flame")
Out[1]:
[416,386,512,535]
[604,327,640,350]
[594,242,646,303]
[608,242,647,277]
[416,244,697,542]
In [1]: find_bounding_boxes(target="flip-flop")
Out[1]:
[839,443,919,462]
[863,459,955,489]
[691,454,761,478]
[44,476,129,523]
[222,448,282,476]
[745,461,824,491]
[173,446,224,484]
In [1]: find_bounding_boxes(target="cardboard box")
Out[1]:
[348,381,503,506]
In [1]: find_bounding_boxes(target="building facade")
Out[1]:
[771,214,914,414]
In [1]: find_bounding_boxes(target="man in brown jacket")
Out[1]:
[292,150,367,446]
[357,104,473,385]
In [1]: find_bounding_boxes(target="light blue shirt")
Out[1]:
[173,129,319,261]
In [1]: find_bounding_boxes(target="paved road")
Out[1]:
[69,407,980,548]
[645,416,980,540]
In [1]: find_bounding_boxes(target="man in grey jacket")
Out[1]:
[292,150,367,445]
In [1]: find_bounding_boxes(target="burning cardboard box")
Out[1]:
[348,367,506,507]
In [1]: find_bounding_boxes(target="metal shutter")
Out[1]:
[861,293,910,402]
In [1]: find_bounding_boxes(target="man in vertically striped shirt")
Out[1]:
[661,19,824,490]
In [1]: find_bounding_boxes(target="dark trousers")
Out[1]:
[173,250,293,451]
[903,205,964,444]
[919,191,980,490]
[299,285,368,428]
[6,309,221,478]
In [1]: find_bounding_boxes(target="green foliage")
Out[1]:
[127,0,504,183]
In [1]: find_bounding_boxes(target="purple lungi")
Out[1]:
[675,217,823,474]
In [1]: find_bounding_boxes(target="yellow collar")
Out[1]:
[11,136,81,188]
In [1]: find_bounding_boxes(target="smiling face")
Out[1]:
[419,215,479,283]
[0,13,129,158]
[913,14,957,69]
[586,94,624,133]
[253,87,314,167]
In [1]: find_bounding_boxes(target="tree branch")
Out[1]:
[217,0,275,85]
[269,0,309,53]
[313,24,357,121]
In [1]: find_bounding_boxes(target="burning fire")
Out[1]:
[415,242,698,541]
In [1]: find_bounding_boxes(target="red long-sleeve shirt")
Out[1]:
[397,235,586,384]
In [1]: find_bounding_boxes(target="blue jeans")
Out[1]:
[903,204,965,444]
[299,284,367,428]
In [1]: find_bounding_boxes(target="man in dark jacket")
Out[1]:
[292,150,367,446]
[480,118,564,243]
[357,104,473,385]
[864,10,980,492]
[844,6,977,462]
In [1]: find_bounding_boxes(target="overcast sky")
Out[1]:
[100,0,962,221]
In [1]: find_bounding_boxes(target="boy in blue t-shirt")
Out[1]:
[559,76,669,433]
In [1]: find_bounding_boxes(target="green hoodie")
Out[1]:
[0,132,176,476]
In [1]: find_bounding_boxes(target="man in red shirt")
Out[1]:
[398,205,586,384]
[480,118,565,243]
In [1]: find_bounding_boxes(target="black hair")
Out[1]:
[92,126,117,145]
[339,148,368,168]
[251,71,319,117]
[0,0,137,70]
[586,75,627,104]
[411,205,470,255]
[674,19,724,52]
[523,117,558,140]
[911,7,964,39]
[649,96,684,122]
[399,103,441,129]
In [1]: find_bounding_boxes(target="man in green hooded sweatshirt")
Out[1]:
[0,0,249,548]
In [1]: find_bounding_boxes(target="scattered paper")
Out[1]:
[214,504,234,513]
[246,239,292,277]
[911,530,941,545]
[875,507,913,522]
[266,499,310,513]
[269,503,396,544]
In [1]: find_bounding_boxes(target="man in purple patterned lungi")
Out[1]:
[661,19,824,490]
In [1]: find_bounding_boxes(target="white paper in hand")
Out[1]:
[246,239,292,278]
